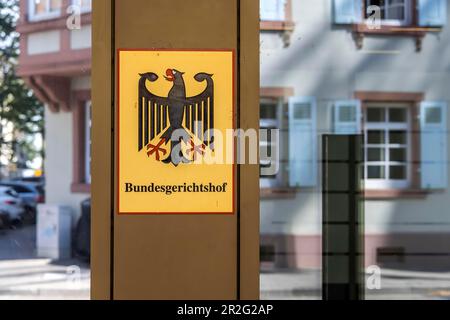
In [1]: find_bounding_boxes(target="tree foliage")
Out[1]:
[0,0,44,171]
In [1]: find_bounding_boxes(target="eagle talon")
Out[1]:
[146,138,167,161]
[187,140,206,161]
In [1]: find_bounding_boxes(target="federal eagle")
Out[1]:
[138,69,214,166]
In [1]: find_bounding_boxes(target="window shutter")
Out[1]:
[334,100,362,134]
[418,0,447,27]
[261,0,286,21]
[288,97,317,187]
[420,101,448,189]
[333,0,363,24]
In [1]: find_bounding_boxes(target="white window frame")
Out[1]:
[28,0,62,22]
[72,0,92,14]
[365,0,412,26]
[364,104,411,189]
[85,101,91,184]
[260,98,284,188]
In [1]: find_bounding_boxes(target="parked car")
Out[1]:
[12,176,45,186]
[0,186,25,227]
[0,181,44,223]
[0,181,44,206]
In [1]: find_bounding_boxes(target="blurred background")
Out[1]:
[0,0,90,300]
[0,0,450,300]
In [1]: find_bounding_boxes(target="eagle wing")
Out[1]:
[184,73,214,149]
[138,73,170,151]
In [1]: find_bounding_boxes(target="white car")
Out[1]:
[0,186,25,225]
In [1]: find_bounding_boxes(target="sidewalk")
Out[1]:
[260,269,450,300]
[0,226,90,300]
[2,226,450,300]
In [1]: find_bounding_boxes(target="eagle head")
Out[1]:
[164,69,184,82]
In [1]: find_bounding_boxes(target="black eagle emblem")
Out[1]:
[138,69,214,166]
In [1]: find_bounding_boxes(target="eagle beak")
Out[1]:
[165,69,175,82]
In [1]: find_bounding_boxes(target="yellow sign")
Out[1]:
[117,49,235,214]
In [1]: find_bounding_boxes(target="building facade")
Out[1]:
[17,0,450,272]
[17,0,92,221]
[260,0,450,271]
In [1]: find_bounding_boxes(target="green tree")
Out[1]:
[0,0,44,175]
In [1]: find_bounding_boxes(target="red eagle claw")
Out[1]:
[146,138,167,161]
[187,140,205,161]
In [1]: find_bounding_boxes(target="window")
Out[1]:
[72,92,91,193]
[334,0,447,50]
[72,0,92,13]
[260,0,286,21]
[260,245,276,263]
[260,0,294,38]
[28,0,62,21]
[365,0,412,26]
[259,94,317,191]
[8,185,33,194]
[335,0,447,27]
[260,98,284,188]
[364,104,411,189]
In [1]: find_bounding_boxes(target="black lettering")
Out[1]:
[125,183,133,192]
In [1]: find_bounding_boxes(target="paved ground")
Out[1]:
[2,225,450,300]
[260,269,450,300]
[0,226,90,300]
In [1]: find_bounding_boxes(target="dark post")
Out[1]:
[322,134,365,300]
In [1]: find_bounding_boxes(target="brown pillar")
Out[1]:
[91,0,259,300]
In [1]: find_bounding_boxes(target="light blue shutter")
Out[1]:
[333,0,363,24]
[261,0,286,21]
[418,0,447,27]
[289,97,317,187]
[420,102,448,189]
[334,100,362,134]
